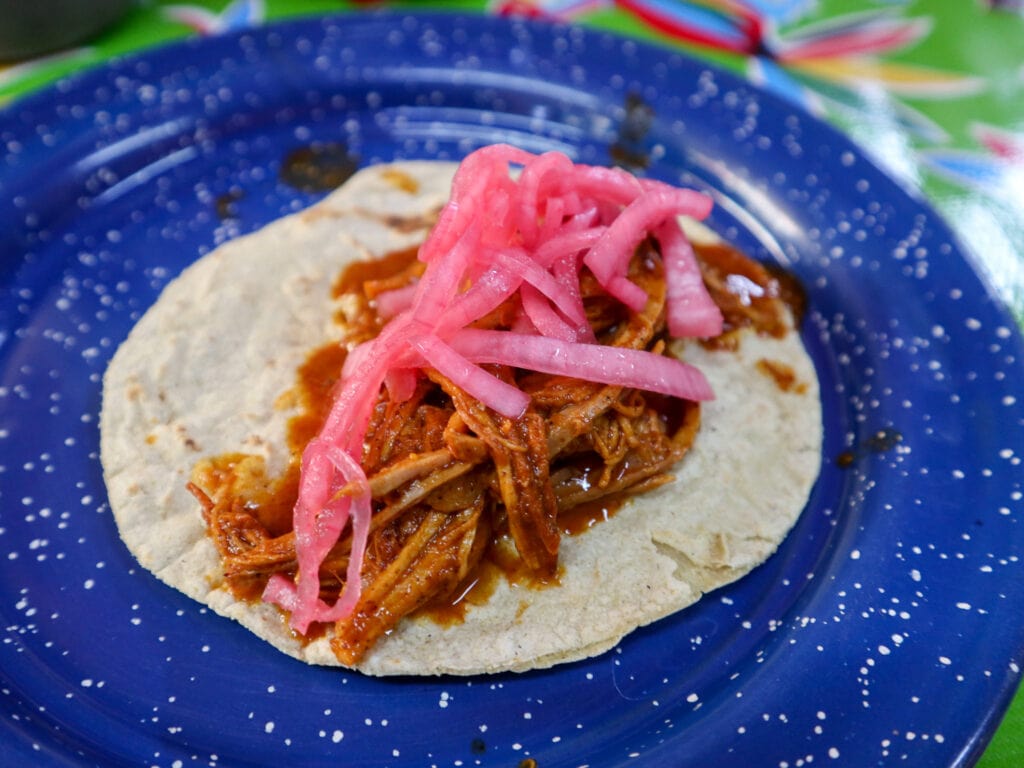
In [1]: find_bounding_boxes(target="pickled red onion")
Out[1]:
[449,328,715,402]
[266,145,723,631]
[656,219,725,338]
[583,187,713,292]
[491,248,588,331]
[374,283,417,319]
[517,151,575,248]
[520,284,579,342]
[410,333,531,419]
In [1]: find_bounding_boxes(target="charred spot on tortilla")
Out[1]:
[756,358,808,393]
[379,167,421,194]
[100,151,822,676]
[353,207,444,234]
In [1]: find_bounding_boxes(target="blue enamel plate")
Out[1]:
[1,13,1022,768]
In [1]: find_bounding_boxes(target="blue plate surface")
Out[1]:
[1,12,1023,768]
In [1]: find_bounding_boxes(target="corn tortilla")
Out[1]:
[100,161,822,676]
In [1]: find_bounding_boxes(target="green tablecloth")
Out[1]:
[2,1,1021,764]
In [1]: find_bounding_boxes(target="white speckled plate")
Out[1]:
[1,13,1022,768]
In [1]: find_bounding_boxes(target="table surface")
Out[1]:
[1,1,1021,766]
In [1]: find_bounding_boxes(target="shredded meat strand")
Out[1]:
[331,502,487,665]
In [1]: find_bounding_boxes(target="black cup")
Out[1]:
[0,0,135,61]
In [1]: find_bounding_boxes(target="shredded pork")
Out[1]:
[192,241,707,665]
[189,149,795,667]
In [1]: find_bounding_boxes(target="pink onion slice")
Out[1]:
[410,333,530,418]
[265,438,372,633]
[437,266,521,336]
[272,146,724,631]
[605,274,650,313]
[551,250,595,343]
[564,164,645,206]
[492,247,588,330]
[384,367,418,403]
[410,219,481,324]
[656,219,725,338]
[516,151,575,248]
[584,187,714,291]
[420,144,537,263]
[450,328,715,402]
[374,283,417,319]
[533,226,606,268]
[520,284,579,342]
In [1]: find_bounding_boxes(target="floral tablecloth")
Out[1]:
[2,1,1021,765]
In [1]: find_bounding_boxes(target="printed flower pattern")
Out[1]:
[0,0,1019,212]
[920,122,1024,196]
[491,0,984,140]
[162,0,267,34]
[0,0,268,103]
[983,0,1024,13]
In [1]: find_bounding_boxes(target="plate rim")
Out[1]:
[1,10,1023,768]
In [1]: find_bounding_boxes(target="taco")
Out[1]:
[100,147,821,676]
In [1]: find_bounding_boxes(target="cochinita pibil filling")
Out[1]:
[186,146,804,665]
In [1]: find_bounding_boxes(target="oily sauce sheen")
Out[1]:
[331,244,421,298]
[695,241,806,348]
[192,238,804,626]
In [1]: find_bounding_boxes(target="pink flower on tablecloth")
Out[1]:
[162,0,266,35]
[919,123,1024,194]
[982,0,1024,14]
